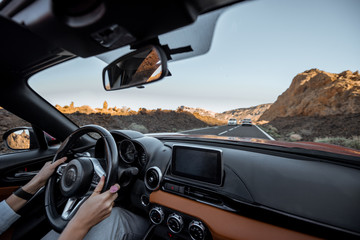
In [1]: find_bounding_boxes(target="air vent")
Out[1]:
[144,166,162,191]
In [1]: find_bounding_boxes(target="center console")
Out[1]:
[143,145,223,240]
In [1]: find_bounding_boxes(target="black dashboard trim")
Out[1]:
[155,136,360,169]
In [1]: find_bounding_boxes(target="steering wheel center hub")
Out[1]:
[60,158,94,198]
[64,167,77,186]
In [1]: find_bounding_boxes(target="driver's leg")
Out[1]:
[42,207,149,240]
[84,207,149,240]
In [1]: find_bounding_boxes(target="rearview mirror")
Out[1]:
[103,45,168,90]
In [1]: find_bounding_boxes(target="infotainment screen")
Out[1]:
[171,145,223,185]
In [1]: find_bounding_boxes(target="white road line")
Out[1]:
[255,125,275,140]
[218,131,228,136]
[181,126,214,133]
[228,126,239,132]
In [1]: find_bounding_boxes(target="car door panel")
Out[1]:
[0,147,58,192]
[0,148,58,240]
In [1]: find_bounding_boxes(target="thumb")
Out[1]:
[91,176,105,196]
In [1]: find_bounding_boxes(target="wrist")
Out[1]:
[22,178,42,194]
[69,216,92,233]
[13,187,34,200]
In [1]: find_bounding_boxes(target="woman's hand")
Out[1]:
[22,157,67,194]
[6,157,67,213]
[73,176,120,229]
[59,176,120,240]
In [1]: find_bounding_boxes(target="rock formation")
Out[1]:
[260,69,360,121]
[179,104,272,123]
[218,104,272,122]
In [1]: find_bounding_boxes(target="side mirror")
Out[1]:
[2,127,59,151]
[3,127,36,150]
[102,45,168,90]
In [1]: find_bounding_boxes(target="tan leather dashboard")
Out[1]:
[150,190,322,240]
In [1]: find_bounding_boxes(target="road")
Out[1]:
[181,125,274,140]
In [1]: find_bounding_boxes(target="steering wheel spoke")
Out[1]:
[56,163,68,176]
[56,163,68,182]
[88,157,106,179]
[61,196,88,220]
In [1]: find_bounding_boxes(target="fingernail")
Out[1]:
[110,185,119,193]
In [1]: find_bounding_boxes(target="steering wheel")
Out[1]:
[45,125,119,232]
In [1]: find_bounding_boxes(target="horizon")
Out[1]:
[55,101,274,114]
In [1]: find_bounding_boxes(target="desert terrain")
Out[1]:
[1,69,359,153]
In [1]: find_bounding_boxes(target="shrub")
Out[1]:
[314,136,360,150]
[128,123,149,133]
[289,133,302,141]
[258,125,281,139]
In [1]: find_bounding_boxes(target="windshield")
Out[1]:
[29,0,360,152]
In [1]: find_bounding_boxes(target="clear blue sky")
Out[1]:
[29,0,360,113]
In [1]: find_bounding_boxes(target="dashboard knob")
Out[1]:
[167,213,184,233]
[189,220,206,240]
[149,207,164,225]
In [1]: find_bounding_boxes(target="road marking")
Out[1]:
[255,125,275,140]
[181,126,214,133]
[218,131,228,136]
[228,126,239,132]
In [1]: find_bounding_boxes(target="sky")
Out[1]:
[29,0,360,113]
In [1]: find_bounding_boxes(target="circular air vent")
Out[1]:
[144,166,162,191]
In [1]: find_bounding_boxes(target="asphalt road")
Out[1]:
[181,125,274,140]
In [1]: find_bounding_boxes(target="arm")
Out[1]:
[0,157,67,234]
[5,157,67,212]
[59,176,120,240]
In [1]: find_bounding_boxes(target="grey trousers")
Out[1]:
[42,207,149,240]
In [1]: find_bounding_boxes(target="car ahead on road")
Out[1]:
[227,118,237,126]
[0,0,360,240]
[241,118,253,126]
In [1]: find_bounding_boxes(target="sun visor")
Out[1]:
[96,7,227,64]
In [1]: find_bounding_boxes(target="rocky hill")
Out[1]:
[7,130,30,149]
[259,69,360,143]
[179,104,271,123]
[217,104,272,122]
[177,106,217,118]
[0,108,31,153]
[260,69,360,121]
[56,103,225,127]
[56,102,271,126]
[64,110,215,134]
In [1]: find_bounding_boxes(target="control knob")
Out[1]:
[149,207,164,225]
[189,220,206,240]
[167,213,184,233]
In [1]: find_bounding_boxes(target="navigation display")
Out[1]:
[171,145,223,185]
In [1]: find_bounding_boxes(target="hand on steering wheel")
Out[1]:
[69,176,119,231]
[45,125,119,232]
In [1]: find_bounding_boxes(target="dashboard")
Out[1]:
[94,130,360,240]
